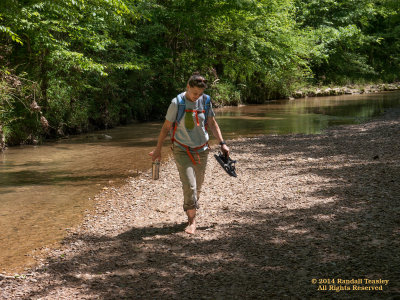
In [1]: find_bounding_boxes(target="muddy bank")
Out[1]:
[1,108,399,299]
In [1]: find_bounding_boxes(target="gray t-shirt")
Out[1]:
[166,92,215,150]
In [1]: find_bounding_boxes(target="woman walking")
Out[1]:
[149,73,229,234]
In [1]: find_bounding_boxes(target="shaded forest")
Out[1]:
[0,0,399,146]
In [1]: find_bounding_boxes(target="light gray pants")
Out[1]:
[173,146,209,211]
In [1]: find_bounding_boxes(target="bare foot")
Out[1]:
[185,221,196,234]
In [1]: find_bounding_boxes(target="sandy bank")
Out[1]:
[1,108,399,299]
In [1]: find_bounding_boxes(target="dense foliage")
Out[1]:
[0,0,399,146]
[295,0,400,84]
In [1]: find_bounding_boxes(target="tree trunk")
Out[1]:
[39,48,50,112]
[0,125,5,152]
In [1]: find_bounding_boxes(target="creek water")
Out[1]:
[1,91,400,273]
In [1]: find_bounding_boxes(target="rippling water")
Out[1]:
[1,91,399,273]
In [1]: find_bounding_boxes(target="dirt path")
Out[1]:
[1,109,399,299]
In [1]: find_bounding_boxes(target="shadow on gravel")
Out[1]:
[18,120,400,300]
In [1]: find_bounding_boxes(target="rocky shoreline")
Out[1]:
[291,82,400,99]
[1,107,400,299]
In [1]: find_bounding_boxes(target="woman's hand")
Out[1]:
[221,144,230,157]
[148,148,161,162]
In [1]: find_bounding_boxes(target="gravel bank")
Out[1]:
[1,109,399,299]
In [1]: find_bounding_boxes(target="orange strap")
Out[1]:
[173,138,208,165]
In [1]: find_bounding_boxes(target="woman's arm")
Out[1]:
[148,119,173,161]
[207,116,230,156]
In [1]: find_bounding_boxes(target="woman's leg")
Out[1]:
[173,147,209,234]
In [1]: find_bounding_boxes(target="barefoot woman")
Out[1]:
[149,73,229,234]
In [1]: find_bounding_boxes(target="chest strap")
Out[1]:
[185,109,205,126]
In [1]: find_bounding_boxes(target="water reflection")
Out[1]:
[0,121,169,273]
[216,93,400,138]
[0,91,399,273]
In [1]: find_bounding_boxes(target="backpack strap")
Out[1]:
[176,93,186,124]
[203,94,211,125]
[171,93,186,144]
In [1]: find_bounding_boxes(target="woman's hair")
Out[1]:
[187,72,208,89]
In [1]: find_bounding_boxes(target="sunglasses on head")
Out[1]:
[195,78,208,84]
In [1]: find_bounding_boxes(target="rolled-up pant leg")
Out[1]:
[173,146,209,211]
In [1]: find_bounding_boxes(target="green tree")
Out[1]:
[0,0,142,143]
[134,0,312,105]
[295,0,400,83]
[365,0,400,82]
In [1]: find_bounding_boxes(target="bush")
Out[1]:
[209,81,242,107]
[0,70,45,145]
